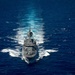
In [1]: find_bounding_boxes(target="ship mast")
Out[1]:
[27,28,33,40]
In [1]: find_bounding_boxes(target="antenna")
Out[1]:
[27,27,33,38]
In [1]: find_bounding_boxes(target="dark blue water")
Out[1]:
[0,0,75,75]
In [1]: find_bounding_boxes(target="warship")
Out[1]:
[22,29,38,64]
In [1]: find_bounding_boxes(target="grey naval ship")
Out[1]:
[22,29,38,64]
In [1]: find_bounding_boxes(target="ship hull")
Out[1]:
[22,46,39,64]
[23,53,39,64]
[22,29,39,64]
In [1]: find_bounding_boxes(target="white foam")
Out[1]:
[36,49,58,61]
[1,49,21,57]
[38,49,58,59]
[1,48,58,61]
[1,9,58,63]
[1,24,58,61]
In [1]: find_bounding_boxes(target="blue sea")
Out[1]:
[0,0,75,75]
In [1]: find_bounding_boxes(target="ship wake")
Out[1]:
[1,25,58,62]
[0,8,58,63]
[1,48,57,60]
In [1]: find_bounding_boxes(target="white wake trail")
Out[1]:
[1,26,58,61]
[1,25,58,61]
[0,9,58,62]
[1,49,21,57]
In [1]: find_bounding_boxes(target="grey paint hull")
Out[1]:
[22,29,39,64]
[22,46,39,64]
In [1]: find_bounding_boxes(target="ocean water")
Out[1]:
[0,0,75,75]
